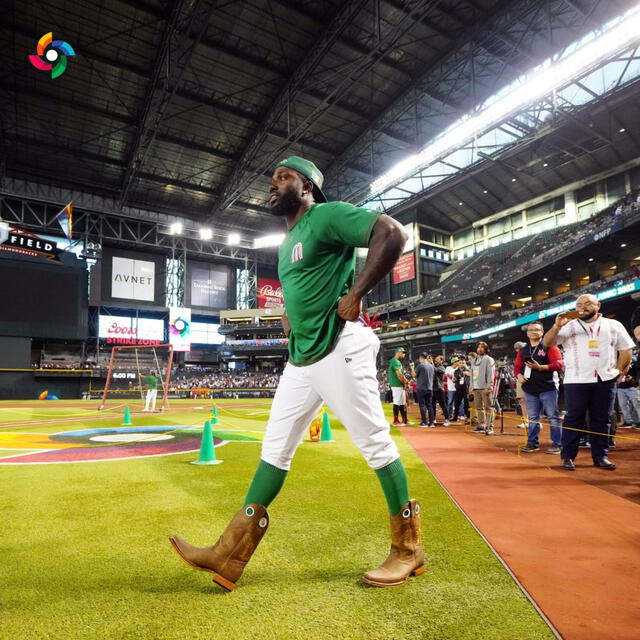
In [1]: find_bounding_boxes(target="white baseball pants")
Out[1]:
[391,387,406,405]
[144,389,157,411]
[261,321,400,471]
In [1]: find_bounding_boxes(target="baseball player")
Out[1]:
[141,369,161,412]
[170,156,424,591]
[388,347,412,426]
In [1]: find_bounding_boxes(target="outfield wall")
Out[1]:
[0,371,88,400]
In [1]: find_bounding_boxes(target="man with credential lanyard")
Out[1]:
[543,294,634,470]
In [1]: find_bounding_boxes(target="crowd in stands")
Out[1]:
[173,370,281,390]
[379,188,640,315]
[450,264,640,337]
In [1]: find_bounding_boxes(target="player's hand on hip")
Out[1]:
[337,292,362,322]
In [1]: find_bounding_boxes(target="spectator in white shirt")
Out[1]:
[444,359,457,416]
[544,294,634,470]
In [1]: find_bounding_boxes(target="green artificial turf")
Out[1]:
[0,400,554,640]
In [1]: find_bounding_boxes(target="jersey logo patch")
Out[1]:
[291,242,303,263]
[345,357,352,364]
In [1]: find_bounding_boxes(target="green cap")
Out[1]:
[276,156,327,203]
[395,347,406,353]
[450,356,459,363]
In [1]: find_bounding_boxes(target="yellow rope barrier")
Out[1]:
[465,407,640,443]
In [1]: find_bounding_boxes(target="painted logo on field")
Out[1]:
[0,426,261,464]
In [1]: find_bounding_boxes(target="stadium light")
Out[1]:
[228,232,241,246]
[369,5,640,197]
[169,222,183,235]
[199,227,213,240]
[253,233,286,249]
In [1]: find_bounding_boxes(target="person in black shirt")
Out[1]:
[451,357,469,422]
[432,355,450,426]
[412,353,435,427]
[515,322,564,453]
[616,356,639,428]
[632,305,640,344]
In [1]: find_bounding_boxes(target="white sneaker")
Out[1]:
[443,420,450,426]
[405,421,414,426]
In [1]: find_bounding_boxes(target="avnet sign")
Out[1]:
[111,257,155,301]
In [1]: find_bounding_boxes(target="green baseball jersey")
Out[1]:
[145,375,160,390]
[278,201,381,366]
[388,357,403,387]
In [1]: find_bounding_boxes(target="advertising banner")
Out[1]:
[0,224,66,264]
[98,315,164,345]
[169,307,192,352]
[257,277,284,308]
[392,252,416,284]
[111,257,155,301]
[190,264,228,308]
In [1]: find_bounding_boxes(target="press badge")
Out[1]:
[588,339,599,349]
[524,366,532,379]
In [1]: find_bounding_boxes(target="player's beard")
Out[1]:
[269,185,302,217]
[580,310,597,321]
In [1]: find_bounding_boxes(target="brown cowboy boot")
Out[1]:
[169,503,269,591]
[362,499,424,587]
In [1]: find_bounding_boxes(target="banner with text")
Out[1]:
[0,224,67,264]
[257,277,284,308]
[190,263,228,308]
[169,307,192,352]
[111,257,155,301]
[392,253,415,285]
[98,315,164,345]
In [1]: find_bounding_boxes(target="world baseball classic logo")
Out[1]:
[29,33,75,79]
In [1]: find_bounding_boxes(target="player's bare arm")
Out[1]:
[337,215,407,321]
[616,348,632,377]
[281,311,290,338]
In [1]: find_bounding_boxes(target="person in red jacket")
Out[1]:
[514,321,564,453]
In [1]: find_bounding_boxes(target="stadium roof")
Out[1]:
[2,0,639,242]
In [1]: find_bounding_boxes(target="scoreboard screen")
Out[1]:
[0,258,88,339]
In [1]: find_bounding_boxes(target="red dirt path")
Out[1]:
[402,426,640,640]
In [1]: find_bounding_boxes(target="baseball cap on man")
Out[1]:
[450,356,459,363]
[395,347,406,353]
[276,156,327,203]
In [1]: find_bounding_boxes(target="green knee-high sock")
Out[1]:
[243,459,288,508]
[375,458,410,516]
